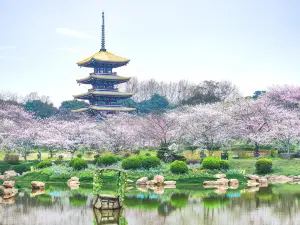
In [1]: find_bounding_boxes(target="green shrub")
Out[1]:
[94,154,100,159]
[77,153,83,158]
[37,160,52,169]
[4,154,19,165]
[220,160,229,170]
[0,161,11,174]
[12,161,39,174]
[145,153,151,157]
[255,158,272,174]
[141,156,161,169]
[70,158,87,170]
[202,157,220,170]
[170,160,188,174]
[97,154,118,166]
[121,156,142,170]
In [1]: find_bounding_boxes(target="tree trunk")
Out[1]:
[254,142,259,157]
[287,140,290,159]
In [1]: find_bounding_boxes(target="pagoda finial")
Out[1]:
[100,11,106,52]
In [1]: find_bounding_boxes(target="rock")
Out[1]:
[267,175,293,184]
[216,178,229,186]
[153,186,164,195]
[3,181,15,188]
[215,187,227,194]
[67,177,80,187]
[164,184,176,189]
[203,179,228,187]
[247,180,259,187]
[146,180,155,186]
[31,189,45,196]
[245,174,260,181]
[136,177,148,185]
[0,175,5,180]
[31,181,45,190]
[0,196,2,204]
[2,197,15,204]
[0,185,5,191]
[215,174,227,179]
[229,179,239,186]
[3,188,18,198]
[136,186,148,192]
[126,186,133,190]
[258,178,268,184]
[4,170,17,179]
[164,181,176,185]
[127,179,134,183]
[153,175,164,184]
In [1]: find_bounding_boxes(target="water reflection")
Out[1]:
[1,183,300,225]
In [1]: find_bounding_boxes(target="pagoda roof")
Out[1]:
[76,74,131,83]
[72,105,136,112]
[77,50,130,68]
[73,91,134,99]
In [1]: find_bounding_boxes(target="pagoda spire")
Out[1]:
[100,12,106,52]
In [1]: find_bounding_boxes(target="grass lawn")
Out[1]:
[228,158,300,176]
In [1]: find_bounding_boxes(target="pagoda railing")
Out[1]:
[90,72,117,75]
[88,88,119,92]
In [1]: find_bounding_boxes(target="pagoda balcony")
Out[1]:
[88,88,119,92]
[90,72,117,76]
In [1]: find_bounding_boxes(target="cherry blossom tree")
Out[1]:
[176,104,234,155]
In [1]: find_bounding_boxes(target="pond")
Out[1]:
[0,183,299,225]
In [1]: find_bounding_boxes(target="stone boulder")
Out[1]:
[67,177,80,187]
[136,177,148,185]
[215,174,227,179]
[4,170,17,179]
[247,180,259,187]
[229,179,239,186]
[0,175,5,180]
[153,175,164,184]
[216,178,229,186]
[267,175,293,184]
[164,184,176,189]
[31,181,45,190]
[164,181,176,185]
[3,181,15,188]
[127,179,134,183]
[146,180,155,186]
[245,174,260,181]
[3,188,18,198]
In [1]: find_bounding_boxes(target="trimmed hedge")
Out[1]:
[220,160,229,170]
[70,158,88,170]
[255,158,272,174]
[121,156,161,170]
[202,157,220,170]
[170,160,188,174]
[37,160,52,169]
[4,154,19,165]
[141,156,161,169]
[97,154,118,166]
[122,157,142,170]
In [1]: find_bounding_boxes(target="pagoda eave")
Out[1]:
[73,91,134,99]
[76,74,131,84]
[72,106,136,113]
[77,61,129,68]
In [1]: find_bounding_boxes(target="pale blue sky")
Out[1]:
[0,0,300,106]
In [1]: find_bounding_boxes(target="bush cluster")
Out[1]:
[70,158,88,170]
[202,157,220,170]
[37,160,52,169]
[97,154,118,166]
[220,160,229,170]
[121,156,161,170]
[255,158,272,174]
[76,153,83,158]
[170,160,188,174]
[4,154,20,165]
[201,157,230,170]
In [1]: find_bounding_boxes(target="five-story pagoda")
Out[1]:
[72,12,135,113]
